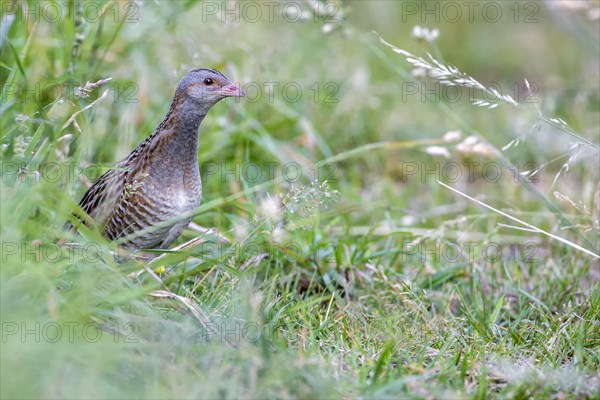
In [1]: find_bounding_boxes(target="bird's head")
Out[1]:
[177,68,245,107]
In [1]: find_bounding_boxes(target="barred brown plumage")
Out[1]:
[66,68,245,250]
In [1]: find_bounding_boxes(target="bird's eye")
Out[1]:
[204,78,213,86]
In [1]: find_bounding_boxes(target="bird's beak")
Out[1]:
[220,84,245,98]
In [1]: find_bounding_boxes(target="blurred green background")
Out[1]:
[1,1,599,398]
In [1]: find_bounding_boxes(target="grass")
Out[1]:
[1,0,599,398]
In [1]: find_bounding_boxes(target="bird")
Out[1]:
[67,68,245,250]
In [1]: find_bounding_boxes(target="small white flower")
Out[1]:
[426,28,439,42]
[411,67,428,78]
[411,25,439,42]
[456,135,495,158]
[443,130,462,142]
[463,135,479,146]
[321,23,334,34]
[425,146,451,158]
[258,195,282,223]
[400,215,417,226]
[270,226,287,243]
[472,142,495,158]
[456,136,478,154]
[411,25,424,39]
[15,113,29,123]
[15,113,29,133]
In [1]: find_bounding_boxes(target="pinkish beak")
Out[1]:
[220,84,245,97]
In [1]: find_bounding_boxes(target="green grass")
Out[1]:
[1,0,599,398]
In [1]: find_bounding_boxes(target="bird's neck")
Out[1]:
[153,96,211,165]
[175,100,207,153]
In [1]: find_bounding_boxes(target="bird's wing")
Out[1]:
[70,164,128,231]
[101,129,176,243]
[66,127,173,239]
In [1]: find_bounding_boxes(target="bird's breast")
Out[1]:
[138,161,201,213]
